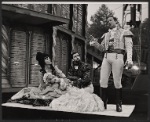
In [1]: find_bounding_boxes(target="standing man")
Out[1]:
[67,52,92,89]
[90,16,133,112]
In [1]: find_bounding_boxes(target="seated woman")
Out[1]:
[49,52,104,112]
[9,52,69,106]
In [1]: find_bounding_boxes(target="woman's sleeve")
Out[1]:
[54,65,66,78]
[38,71,44,87]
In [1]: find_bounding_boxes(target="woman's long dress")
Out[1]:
[50,84,104,112]
[9,66,68,106]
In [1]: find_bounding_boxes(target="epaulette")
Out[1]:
[123,30,133,37]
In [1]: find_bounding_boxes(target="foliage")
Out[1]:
[87,4,115,43]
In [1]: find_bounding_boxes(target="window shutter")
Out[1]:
[54,33,69,75]
[10,30,27,87]
[61,37,69,75]
[55,36,62,70]
[74,39,84,61]
[72,4,83,35]
[77,5,83,35]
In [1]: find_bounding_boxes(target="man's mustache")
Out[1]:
[73,58,80,61]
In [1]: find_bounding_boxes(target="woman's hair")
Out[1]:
[36,52,55,74]
[72,52,79,55]
[36,52,49,69]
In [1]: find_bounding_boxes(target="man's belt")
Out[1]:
[105,49,125,55]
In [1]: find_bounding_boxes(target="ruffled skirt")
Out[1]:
[50,85,104,112]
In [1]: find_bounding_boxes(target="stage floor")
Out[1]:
[2,102,137,120]
[2,87,148,120]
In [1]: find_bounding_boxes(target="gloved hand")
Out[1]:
[89,35,98,46]
[124,61,133,69]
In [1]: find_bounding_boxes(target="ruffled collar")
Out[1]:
[108,27,117,32]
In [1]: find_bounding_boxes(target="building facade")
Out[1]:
[1,4,88,92]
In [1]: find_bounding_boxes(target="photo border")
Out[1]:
[0,0,149,122]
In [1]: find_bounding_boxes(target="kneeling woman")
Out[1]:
[9,52,69,106]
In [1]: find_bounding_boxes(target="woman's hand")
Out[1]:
[43,73,55,84]
[51,77,59,83]
[59,78,67,90]
[55,65,66,78]
[47,73,55,79]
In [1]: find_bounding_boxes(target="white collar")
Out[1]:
[108,27,117,32]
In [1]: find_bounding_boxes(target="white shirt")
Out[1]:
[108,27,117,39]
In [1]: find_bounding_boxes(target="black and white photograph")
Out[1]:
[1,1,149,121]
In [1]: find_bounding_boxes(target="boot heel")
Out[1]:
[104,99,108,109]
[115,88,122,112]
[104,102,107,109]
[116,104,122,112]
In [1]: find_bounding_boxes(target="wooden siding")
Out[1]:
[55,36,62,69]
[54,32,70,75]
[10,29,27,87]
[74,39,84,61]
[61,35,69,75]
[12,4,48,13]
[7,27,47,88]
[52,4,70,19]
[52,4,70,29]
[72,5,83,36]
[2,4,87,92]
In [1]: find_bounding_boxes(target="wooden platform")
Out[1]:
[2,102,135,120]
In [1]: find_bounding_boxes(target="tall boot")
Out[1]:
[115,88,122,112]
[101,88,108,109]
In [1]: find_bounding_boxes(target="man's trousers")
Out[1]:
[100,53,124,88]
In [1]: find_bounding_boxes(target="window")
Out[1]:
[12,4,48,13]
[7,27,48,88]
[52,4,70,29]
[74,39,84,61]
[54,33,70,75]
[72,4,83,36]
